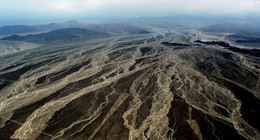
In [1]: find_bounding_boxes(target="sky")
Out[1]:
[0,0,260,24]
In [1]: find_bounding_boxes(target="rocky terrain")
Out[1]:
[0,29,259,140]
[0,40,40,56]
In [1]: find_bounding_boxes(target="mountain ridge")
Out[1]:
[1,28,110,43]
[0,20,83,36]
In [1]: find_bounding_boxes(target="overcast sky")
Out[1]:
[0,0,260,20]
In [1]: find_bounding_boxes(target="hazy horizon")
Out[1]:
[1,0,260,26]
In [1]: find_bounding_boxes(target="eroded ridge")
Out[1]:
[0,32,259,140]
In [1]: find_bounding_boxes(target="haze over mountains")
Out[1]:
[0,20,151,36]
[0,21,151,44]
[1,28,110,43]
[0,20,83,36]
[0,22,151,54]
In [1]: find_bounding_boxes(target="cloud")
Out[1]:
[0,0,260,17]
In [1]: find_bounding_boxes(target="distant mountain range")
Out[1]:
[1,28,110,43]
[86,23,150,35]
[0,22,150,43]
[0,21,151,36]
[199,22,260,34]
[0,20,83,36]
[199,22,260,47]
